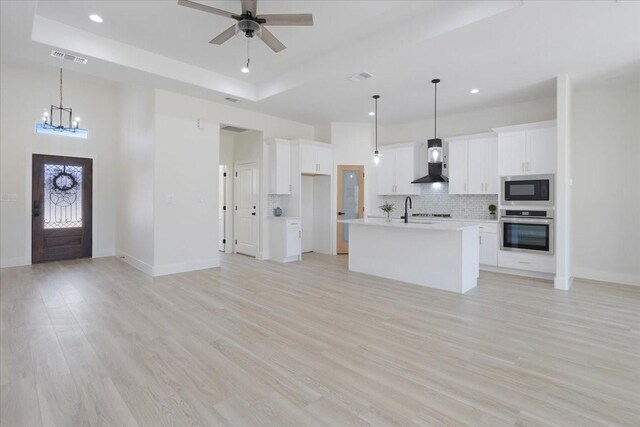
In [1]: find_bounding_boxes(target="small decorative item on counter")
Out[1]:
[274,207,283,217]
[379,202,395,222]
[488,204,497,218]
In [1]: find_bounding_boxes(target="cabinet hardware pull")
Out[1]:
[479,236,482,244]
[299,230,301,238]
[518,261,531,264]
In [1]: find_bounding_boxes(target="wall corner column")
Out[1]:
[555,74,573,290]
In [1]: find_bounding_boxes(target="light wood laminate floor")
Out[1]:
[1,253,639,426]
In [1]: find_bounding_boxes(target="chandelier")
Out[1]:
[39,68,85,133]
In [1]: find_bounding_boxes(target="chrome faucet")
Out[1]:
[403,196,412,223]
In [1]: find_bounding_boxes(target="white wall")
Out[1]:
[116,85,155,271]
[381,97,556,143]
[150,89,313,268]
[153,90,220,275]
[572,78,640,286]
[0,62,117,267]
[329,123,377,254]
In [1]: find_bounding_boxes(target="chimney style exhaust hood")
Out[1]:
[412,79,448,184]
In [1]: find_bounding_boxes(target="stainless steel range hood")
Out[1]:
[411,138,448,183]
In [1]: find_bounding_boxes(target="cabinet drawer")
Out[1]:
[498,251,555,273]
[477,223,498,234]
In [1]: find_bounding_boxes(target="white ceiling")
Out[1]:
[1,1,639,125]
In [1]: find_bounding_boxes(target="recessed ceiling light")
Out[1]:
[89,14,103,23]
[241,67,249,74]
[368,112,375,116]
[470,88,480,94]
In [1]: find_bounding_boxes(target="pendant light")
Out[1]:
[428,79,442,163]
[372,94,380,165]
[39,68,84,132]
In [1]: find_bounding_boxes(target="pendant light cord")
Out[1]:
[433,80,437,139]
[59,68,63,125]
[375,96,378,151]
[246,38,250,69]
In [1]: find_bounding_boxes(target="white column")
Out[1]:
[555,75,573,290]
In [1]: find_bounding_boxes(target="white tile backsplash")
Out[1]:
[268,195,284,216]
[379,183,498,220]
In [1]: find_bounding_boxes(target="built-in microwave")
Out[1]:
[499,209,554,255]
[501,174,554,206]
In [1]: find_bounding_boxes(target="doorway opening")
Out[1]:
[336,165,364,254]
[219,127,263,258]
[32,154,93,263]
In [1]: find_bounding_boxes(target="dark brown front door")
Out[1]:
[32,154,92,263]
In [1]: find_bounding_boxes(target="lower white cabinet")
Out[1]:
[478,222,498,266]
[268,217,301,263]
[479,232,498,266]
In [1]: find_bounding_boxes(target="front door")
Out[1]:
[337,165,364,254]
[32,154,92,263]
[234,161,259,257]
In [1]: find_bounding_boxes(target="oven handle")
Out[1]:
[500,217,553,225]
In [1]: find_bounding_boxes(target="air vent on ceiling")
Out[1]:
[225,97,240,103]
[50,49,88,65]
[347,71,373,83]
[221,125,249,133]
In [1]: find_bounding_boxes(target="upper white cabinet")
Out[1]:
[298,140,333,175]
[446,134,498,195]
[494,121,556,176]
[266,138,291,195]
[376,144,421,195]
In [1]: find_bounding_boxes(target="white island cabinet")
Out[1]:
[341,219,480,294]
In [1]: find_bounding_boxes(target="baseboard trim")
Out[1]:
[554,275,574,290]
[116,251,154,276]
[574,268,639,287]
[0,256,29,268]
[94,248,116,258]
[152,257,220,277]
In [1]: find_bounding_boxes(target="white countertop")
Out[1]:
[340,218,480,231]
[367,215,498,224]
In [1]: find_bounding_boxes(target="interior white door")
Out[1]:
[234,162,259,257]
[218,165,226,252]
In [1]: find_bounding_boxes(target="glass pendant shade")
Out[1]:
[428,146,442,163]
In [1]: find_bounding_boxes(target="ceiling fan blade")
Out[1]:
[177,0,236,19]
[260,14,313,26]
[241,0,257,15]
[209,25,236,45]
[259,27,286,52]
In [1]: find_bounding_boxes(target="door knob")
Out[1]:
[32,200,40,217]
[251,212,256,216]
[337,212,345,216]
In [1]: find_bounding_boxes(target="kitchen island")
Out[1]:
[340,218,480,294]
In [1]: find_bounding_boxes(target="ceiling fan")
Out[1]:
[177,0,314,53]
